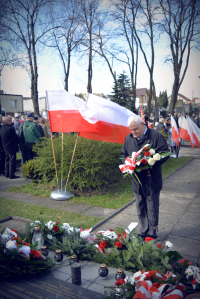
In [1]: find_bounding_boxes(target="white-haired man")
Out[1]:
[120,115,169,239]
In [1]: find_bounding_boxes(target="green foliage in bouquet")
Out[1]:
[0,241,54,279]
[22,134,122,191]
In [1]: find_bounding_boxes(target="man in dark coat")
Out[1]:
[120,115,169,239]
[156,117,167,133]
[0,115,20,179]
[0,115,5,175]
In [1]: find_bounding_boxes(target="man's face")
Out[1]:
[129,121,145,138]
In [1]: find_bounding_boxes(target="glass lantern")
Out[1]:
[32,226,44,250]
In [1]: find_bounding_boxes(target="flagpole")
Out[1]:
[61,132,64,190]
[65,93,90,191]
[50,132,59,191]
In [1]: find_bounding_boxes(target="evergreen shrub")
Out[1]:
[22,134,122,191]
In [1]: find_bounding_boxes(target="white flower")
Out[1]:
[30,223,34,226]
[148,158,156,166]
[68,227,80,234]
[153,153,161,161]
[61,223,70,231]
[47,234,53,239]
[45,221,55,230]
[165,241,173,249]
[4,228,17,237]
[80,230,90,239]
[6,240,17,250]
[149,149,155,155]
[35,220,41,224]
[18,245,30,258]
[104,231,118,240]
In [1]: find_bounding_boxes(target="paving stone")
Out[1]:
[186,203,200,214]
[164,234,200,262]
[158,213,180,227]
[24,196,50,205]
[179,211,200,225]
[170,222,200,240]
[0,219,28,232]
[0,192,31,200]
[87,282,106,295]
[120,205,138,215]
[51,269,71,281]
[192,196,200,204]
[170,192,197,199]
[161,196,192,206]
[61,204,92,213]
[38,199,68,209]
[79,262,101,282]
[57,260,89,275]
[159,203,187,216]
[66,277,92,288]
[81,207,115,218]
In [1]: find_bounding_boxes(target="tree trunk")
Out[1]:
[87,33,92,93]
[64,45,71,91]
[31,20,39,115]
[148,76,153,116]
[170,76,180,114]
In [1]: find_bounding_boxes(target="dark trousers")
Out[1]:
[135,191,160,237]
[5,153,16,178]
[0,149,5,174]
[26,148,36,161]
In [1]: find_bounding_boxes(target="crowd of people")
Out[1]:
[0,113,51,179]
[140,111,200,154]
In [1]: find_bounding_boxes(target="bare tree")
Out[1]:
[0,0,55,114]
[110,0,140,110]
[159,0,200,114]
[44,0,83,91]
[79,0,102,94]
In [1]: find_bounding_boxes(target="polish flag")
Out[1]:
[187,117,200,148]
[171,116,179,144]
[46,90,136,144]
[178,116,195,148]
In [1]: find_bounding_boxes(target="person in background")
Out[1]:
[194,114,200,128]
[22,113,41,161]
[165,114,171,130]
[148,121,154,129]
[33,116,45,138]
[185,113,189,119]
[0,115,5,176]
[149,113,155,126]
[156,118,167,133]
[13,116,21,135]
[173,112,179,128]
[40,118,50,138]
[0,116,20,179]
[191,113,196,121]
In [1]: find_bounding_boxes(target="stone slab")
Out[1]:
[186,203,200,214]
[81,207,115,218]
[158,213,180,227]
[164,234,200,263]
[170,192,197,199]
[0,219,28,233]
[0,275,104,299]
[161,196,192,207]
[159,203,188,216]
[61,204,92,213]
[179,211,200,225]
[170,221,200,240]
[38,199,68,209]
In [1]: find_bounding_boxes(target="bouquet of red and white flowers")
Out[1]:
[119,143,170,185]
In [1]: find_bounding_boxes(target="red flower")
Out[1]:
[11,229,18,234]
[145,274,151,280]
[30,249,41,258]
[179,260,185,263]
[141,269,146,274]
[53,225,59,232]
[144,151,151,157]
[135,276,140,280]
[191,279,197,285]
[109,229,114,232]
[153,282,160,288]
[115,279,126,287]
[149,270,156,278]
[22,242,30,246]
[11,236,21,243]
[156,243,162,248]
[115,241,123,248]
[142,159,147,165]
[99,240,108,249]
[187,262,192,265]
[145,237,154,242]
[55,221,60,225]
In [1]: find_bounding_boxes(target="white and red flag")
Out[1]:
[46,90,136,144]
[178,116,195,148]
[171,115,179,144]
[187,117,200,148]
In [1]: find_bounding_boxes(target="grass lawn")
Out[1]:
[1,156,193,227]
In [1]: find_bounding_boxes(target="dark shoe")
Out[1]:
[5,175,9,178]
[138,234,146,240]
[10,175,20,179]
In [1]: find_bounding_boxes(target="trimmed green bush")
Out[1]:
[22,134,122,191]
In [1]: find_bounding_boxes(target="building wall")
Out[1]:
[23,97,47,114]
[0,93,23,116]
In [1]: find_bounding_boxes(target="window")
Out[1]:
[10,100,17,108]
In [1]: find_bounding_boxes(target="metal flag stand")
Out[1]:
[50,132,75,201]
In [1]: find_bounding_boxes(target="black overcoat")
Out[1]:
[0,124,19,155]
[120,127,170,197]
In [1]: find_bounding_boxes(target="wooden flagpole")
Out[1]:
[50,132,59,190]
[65,133,79,190]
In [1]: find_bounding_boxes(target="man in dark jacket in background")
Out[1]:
[33,116,45,137]
[22,113,41,161]
[0,115,20,179]
[120,115,169,239]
